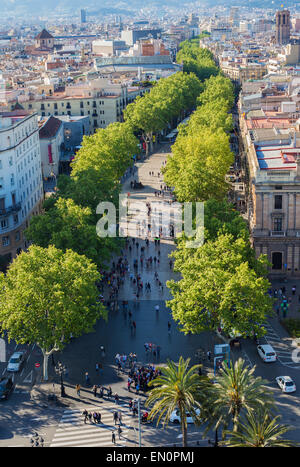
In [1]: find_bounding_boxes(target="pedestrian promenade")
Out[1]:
[105,145,179,302]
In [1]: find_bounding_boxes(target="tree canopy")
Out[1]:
[163,127,233,202]
[0,245,105,379]
[167,234,272,337]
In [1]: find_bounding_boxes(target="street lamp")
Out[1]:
[55,361,66,397]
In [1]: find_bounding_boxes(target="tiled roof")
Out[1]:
[39,116,62,139]
[35,29,54,40]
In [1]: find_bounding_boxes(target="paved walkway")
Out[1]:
[113,145,179,302]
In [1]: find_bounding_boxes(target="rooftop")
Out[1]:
[256,145,300,171]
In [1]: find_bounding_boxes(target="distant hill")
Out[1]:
[1,0,293,17]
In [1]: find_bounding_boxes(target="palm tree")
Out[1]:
[208,358,275,433]
[145,356,203,447]
[223,410,296,447]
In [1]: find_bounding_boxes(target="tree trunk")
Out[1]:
[181,421,188,447]
[179,403,188,447]
[42,350,49,381]
[42,348,56,381]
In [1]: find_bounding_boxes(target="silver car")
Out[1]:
[7,351,26,372]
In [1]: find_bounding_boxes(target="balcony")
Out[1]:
[270,231,286,237]
[0,202,21,217]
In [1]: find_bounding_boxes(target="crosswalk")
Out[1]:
[50,403,132,447]
[263,323,300,370]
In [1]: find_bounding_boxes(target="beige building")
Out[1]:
[221,62,268,85]
[21,78,147,133]
[243,123,300,275]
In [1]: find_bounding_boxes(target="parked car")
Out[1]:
[7,351,26,372]
[257,344,277,362]
[170,408,201,424]
[276,376,296,393]
[0,377,14,400]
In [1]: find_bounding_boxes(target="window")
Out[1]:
[0,160,2,169]
[274,195,282,209]
[2,236,10,246]
[0,177,3,189]
[15,231,20,242]
[272,252,282,270]
[13,214,18,224]
[273,217,283,231]
[1,219,8,229]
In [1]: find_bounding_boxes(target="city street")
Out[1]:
[1,144,300,446]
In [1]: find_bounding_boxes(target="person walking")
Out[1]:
[97,412,102,424]
[76,384,81,397]
[207,351,211,362]
[118,411,123,426]
[92,385,98,398]
[85,372,90,386]
[82,409,88,424]
[117,425,122,440]
[112,431,116,444]
[114,393,119,404]
[168,321,171,334]
[113,411,119,425]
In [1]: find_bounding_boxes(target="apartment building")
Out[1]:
[0,110,43,264]
[22,77,147,133]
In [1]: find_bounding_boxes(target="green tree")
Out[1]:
[198,74,235,110]
[0,245,105,380]
[167,234,272,336]
[25,197,116,268]
[184,99,234,134]
[124,72,202,154]
[223,410,295,447]
[208,359,275,434]
[71,122,138,181]
[203,199,249,242]
[163,127,233,202]
[145,357,203,447]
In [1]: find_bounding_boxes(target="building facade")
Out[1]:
[243,122,300,275]
[0,111,43,263]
